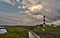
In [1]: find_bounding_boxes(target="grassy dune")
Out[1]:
[0,26,29,38]
[0,26,60,38]
[33,26,60,33]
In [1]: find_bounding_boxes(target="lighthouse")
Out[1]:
[43,15,46,27]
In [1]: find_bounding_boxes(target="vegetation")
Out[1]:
[0,26,60,38]
[0,26,29,38]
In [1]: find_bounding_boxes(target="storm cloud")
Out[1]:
[0,0,60,25]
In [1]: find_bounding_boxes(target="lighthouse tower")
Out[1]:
[43,15,46,27]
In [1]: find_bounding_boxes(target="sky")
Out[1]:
[0,0,60,25]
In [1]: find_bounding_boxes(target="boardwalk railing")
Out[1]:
[29,31,40,38]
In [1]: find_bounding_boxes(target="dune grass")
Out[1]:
[33,26,60,33]
[0,26,29,38]
[0,26,60,38]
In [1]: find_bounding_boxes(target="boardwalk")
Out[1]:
[29,31,40,38]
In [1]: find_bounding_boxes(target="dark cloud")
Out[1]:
[0,0,60,25]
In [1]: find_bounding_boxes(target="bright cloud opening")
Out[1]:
[29,4,43,11]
